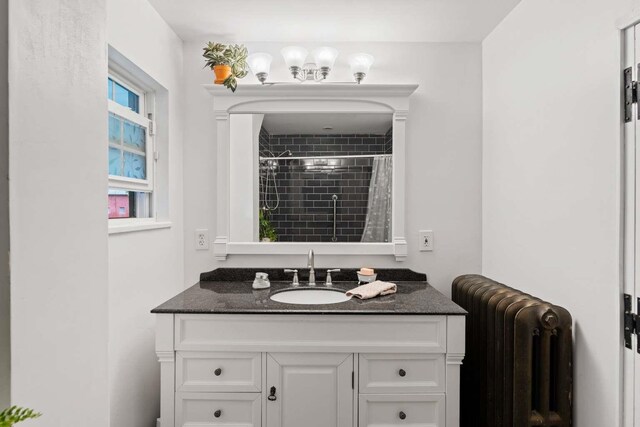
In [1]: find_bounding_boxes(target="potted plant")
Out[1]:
[259,210,278,242]
[202,42,249,92]
[0,406,41,426]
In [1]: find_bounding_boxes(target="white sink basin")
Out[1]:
[270,288,351,305]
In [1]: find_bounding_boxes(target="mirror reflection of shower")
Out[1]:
[260,149,292,211]
[256,112,393,243]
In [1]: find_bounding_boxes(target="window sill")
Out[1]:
[108,220,172,235]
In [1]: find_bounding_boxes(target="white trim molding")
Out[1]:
[108,220,171,235]
[205,83,419,261]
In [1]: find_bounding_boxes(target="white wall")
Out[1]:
[8,0,110,425]
[184,41,483,294]
[106,0,184,425]
[6,0,184,424]
[0,0,9,409]
[482,0,636,425]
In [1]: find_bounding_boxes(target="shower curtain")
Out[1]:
[361,156,392,242]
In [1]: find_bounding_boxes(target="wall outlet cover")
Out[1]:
[195,229,209,250]
[419,230,434,251]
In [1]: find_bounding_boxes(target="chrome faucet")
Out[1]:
[307,249,316,286]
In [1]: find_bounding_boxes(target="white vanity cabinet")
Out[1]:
[156,314,465,427]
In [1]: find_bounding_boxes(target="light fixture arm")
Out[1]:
[289,63,329,82]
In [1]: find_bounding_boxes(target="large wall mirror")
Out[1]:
[208,84,417,260]
[230,112,393,244]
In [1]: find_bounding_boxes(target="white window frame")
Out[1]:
[108,71,158,228]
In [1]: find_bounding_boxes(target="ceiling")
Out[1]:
[148,0,522,43]
[261,113,393,135]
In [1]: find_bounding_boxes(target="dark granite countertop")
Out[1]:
[151,268,466,315]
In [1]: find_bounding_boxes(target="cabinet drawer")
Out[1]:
[359,353,445,393]
[359,394,445,427]
[177,352,261,392]
[176,392,261,427]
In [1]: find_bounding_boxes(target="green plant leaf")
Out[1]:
[223,75,238,92]
[259,210,278,241]
[0,406,42,426]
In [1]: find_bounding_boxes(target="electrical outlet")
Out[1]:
[195,229,209,250]
[419,230,434,251]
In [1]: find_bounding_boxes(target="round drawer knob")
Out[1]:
[214,410,222,418]
[399,411,406,420]
[398,369,406,377]
[214,368,222,376]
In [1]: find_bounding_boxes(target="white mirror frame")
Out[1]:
[205,83,419,261]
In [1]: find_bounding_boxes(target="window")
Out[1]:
[107,72,155,222]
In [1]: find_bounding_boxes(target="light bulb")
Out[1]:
[281,46,308,69]
[312,47,339,69]
[247,53,272,84]
[348,53,374,84]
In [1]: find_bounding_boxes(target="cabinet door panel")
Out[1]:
[266,353,353,427]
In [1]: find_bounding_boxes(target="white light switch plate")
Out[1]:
[195,229,209,250]
[419,230,434,251]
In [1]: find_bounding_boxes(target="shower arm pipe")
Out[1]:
[259,154,392,161]
[332,194,338,242]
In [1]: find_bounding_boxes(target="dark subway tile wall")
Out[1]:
[259,127,270,154]
[384,127,393,154]
[259,130,392,242]
[267,133,389,157]
[267,162,373,242]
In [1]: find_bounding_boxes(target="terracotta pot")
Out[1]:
[213,65,232,84]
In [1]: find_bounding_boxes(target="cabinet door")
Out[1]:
[266,353,353,427]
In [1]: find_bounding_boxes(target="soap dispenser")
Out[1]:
[252,272,271,289]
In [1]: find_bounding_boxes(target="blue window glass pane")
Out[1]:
[123,152,146,179]
[109,147,122,176]
[109,114,121,144]
[123,120,145,150]
[114,81,139,113]
[108,78,113,100]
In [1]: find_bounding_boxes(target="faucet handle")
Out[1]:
[325,269,341,286]
[284,269,299,286]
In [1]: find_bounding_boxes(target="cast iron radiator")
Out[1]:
[452,275,573,427]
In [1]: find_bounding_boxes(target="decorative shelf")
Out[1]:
[203,83,419,98]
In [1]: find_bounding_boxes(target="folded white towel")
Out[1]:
[346,280,397,300]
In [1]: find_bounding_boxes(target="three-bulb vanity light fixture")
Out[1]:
[246,47,374,85]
